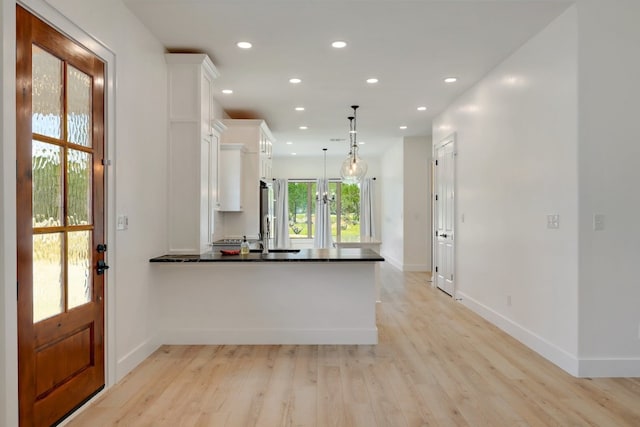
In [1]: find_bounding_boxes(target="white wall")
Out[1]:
[380,144,404,270]
[433,7,579,373]
[378,137,432,272]
[273,154,381,181]
[403,136,432,271]
[576,0,640,376]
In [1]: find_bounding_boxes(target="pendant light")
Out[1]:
[316,148,335,204]
[340,105,368,184]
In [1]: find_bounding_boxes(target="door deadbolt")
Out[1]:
[97,259,109,275]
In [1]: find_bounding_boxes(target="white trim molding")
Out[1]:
[457,291,580,376]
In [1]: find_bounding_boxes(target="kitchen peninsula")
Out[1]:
[150,248,384,345]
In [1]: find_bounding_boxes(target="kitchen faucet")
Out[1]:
[262,215,270,254]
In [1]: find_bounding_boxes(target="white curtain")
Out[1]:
[360,178,376,239]
[314,179,333,248]
[273,179,290,248]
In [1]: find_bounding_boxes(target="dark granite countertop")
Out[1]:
[150,248,384,263]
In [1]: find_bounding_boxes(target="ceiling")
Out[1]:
[123,0,570,158]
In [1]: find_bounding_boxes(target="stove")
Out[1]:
[211,238,243,251]
[213,238,243,245]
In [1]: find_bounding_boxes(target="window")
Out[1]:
[288,181,360,242]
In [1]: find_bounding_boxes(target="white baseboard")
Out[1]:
[578,358,640,378]
[116,335,161,382]
[456,291,580,376]
[381,253,402,271]
[160,328,378,345]
[402,263,431,272]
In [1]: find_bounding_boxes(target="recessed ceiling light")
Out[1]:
[417,106,427,111]
[444,77,458,83]
[291,152,297,156]
[236,41,252,49]
[295,107,305,111]
[332,41,347,48]
[399,125,408,130]
[221,89,233,94]
[286,141,293,145]
[359,141,366,145]
[299,126,308,130]
[289,78,302,84]
[366,78,379,84]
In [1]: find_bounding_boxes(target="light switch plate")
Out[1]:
[547,214,560,229]
[117,215,128,230]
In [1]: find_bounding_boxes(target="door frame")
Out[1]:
[8,0,117,421]
[432,133,457,298]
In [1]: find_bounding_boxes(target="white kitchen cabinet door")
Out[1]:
[217,144,245,211]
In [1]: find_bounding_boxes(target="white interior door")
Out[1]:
[434,136,455,296]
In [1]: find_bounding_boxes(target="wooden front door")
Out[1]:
[16,6,107,426]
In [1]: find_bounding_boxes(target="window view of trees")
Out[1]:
[288,181,360,242]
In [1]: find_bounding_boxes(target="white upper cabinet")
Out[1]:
[216,143,245,212]
[220,119,275,238]
[259,131,273,181]
[165,53,223,254]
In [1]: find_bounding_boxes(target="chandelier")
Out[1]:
[316,148,335,204]
[339,105,368,184]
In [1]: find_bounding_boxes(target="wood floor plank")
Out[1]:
[66,264,640,426]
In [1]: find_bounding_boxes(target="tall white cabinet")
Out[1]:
[166,53,224,254]
[220,119,275,239]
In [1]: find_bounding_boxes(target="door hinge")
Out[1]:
[435,266,438,273]
[435,194,438,201]
[435,160,438,166]
[101,158,111,166]
[16,281,19,300]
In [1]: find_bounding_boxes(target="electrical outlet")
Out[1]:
[593,214,605,231]
[547,214,560,229]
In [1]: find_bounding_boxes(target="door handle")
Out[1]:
[440,233,448,238]
[97,260,109,275]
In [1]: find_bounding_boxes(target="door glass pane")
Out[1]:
[32,140,63,227]
[67,65,92,147]
[33,233,64,322]
[32,45,62,139]
[288,182,309,238]
[67,149,92,226]
[68,230,92,310]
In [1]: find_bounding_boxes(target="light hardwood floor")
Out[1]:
[67,263,640,426]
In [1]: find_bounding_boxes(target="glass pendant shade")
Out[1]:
[340,153,367,184]
[340,105,367,183]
